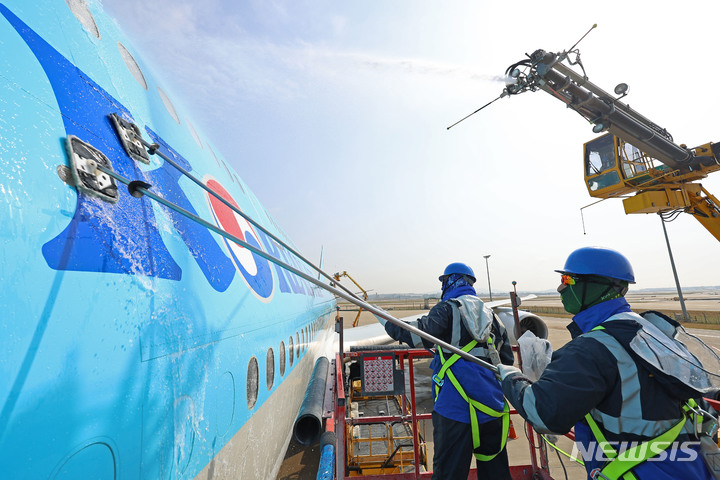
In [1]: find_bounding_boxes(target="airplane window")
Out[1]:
[247,356,259,410]
[221,160,236,184]
[157,87,180,124]
[266,348,275,391]
[117,43,148,90]
[210,150,235,183]
[302,329,305,351]
[65,0,100,39]
[296,332,300,358]
[288,336,294,366]
[187,121,204,149]
[233,175,246,194]
[279,341,286,377]
[208,145,223,168]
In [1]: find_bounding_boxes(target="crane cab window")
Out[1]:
[585,134,616,175]
[584,134,623,194]
[620,142,647,177]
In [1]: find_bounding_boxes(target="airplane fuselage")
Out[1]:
[0,1,335,478]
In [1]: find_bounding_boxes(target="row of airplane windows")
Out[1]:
[64,1,334,413]
[246,315,328,410]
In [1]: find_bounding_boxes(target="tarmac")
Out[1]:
[277,294,720,479]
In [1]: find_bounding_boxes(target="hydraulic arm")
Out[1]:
[500,45,720,241]
[333,271,368,327]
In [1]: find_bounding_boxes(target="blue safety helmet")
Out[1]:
[555,246,635,283]
[439,262,476,283]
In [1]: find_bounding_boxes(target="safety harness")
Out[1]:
[583,323,707,480]
[584,401,697,480]
[433,338,510,461]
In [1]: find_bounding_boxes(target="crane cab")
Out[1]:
[583,133,667,199]
[583,134,712,216]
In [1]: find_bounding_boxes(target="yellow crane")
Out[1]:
[333,271,369,327]
[495,36,720,241]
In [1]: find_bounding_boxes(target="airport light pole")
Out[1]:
[483,255,493,301]
[659,214,689,321]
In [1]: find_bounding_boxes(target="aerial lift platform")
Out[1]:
[319,316,559,480]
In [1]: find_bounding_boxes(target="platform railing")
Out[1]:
[330,345,559,480]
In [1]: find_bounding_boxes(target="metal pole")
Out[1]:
[510,282,523,370]
[484,255,493,301]
[100,165,499,374]
[137,137,365,304]
[659,214,689,320]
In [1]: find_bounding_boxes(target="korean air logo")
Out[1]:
[205,177,275,302]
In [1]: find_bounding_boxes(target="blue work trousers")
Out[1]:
[431,411,511,480]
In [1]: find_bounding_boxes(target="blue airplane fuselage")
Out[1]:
[0,1,335,477]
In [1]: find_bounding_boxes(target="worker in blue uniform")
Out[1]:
[499,246,717,480]
[381,262,514,480]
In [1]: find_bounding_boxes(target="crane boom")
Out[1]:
[502,47,720,242]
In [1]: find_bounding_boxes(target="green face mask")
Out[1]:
[560,283,584,315]
[560,277,626,315]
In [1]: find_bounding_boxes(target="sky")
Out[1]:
[99,0,720,296]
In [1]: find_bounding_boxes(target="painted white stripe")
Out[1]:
[692,332,720,339]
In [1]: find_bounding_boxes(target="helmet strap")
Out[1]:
[441,275,460,298]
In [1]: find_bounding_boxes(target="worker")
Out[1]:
[498,246,718,480]
[379,262,514,480]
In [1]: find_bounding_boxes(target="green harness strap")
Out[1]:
[434,340,510,462]
[584,326,699,480]
[584,406,691,480]
[433,340,478,401]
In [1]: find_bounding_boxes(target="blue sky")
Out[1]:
[100,0,720,295]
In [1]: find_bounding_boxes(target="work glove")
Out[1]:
[497,364,522,381]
